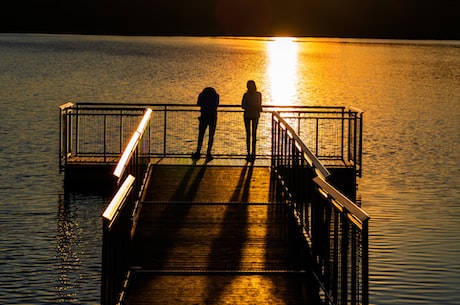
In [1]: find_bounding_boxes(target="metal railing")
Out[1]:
[59,102,147,172]
[312,177,369,305]
[271,112,369,305]
[95,103,368,305]
[101,108,153,305]
[101,174,135,305]
[113,108,152,185]
[274,106,363,177]
[60,103,362,177]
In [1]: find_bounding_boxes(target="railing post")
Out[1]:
[104,114,107,162]
[119,109,123,155]
[297,111,301,135]
[271,113,276,167]
[59,102,74,172]
[354,111,358,176]
[163,105,167,157]
[341,107,345,162]
[68,109,72,163]
[347,111,352,164]
[358,112,363,177]
[75,104,79,156]
[59,107,64,172]
[341,215,349,304]
[315,118,319,156]
[101,217,110,305]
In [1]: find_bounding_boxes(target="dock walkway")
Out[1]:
[124,162,322,304]
[60,103,368,304]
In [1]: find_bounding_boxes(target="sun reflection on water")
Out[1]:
[266,37,299,105]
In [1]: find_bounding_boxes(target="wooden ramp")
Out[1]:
[124,164,323,304]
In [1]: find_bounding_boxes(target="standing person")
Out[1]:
[192,87,219,162]
[241,80,262,161]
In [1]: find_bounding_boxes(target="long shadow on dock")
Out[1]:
[125,163,322,304]
[204,166,249,302]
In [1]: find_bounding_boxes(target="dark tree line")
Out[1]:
[1,0,459,39]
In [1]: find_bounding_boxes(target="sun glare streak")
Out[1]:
[266,37,299,105]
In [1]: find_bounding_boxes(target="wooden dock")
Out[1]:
[124,162,323,304]
[61,103,368,304]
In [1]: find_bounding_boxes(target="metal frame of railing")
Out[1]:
[101,108,153,305]
[60,103,362,178]
[101,174,135,305]
[113,108,152,184]
[271,112,369,305]
[274,106,363,177]
[312,176,369,305]
[59,102,74,171]
[59,102,147,172]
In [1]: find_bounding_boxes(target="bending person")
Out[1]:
[241,80,262,161]
[192,87,219,162]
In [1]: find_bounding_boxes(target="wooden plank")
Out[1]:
[131,203,303,271]
[124,165,321,304]
[127,202,320,304]
[143,165,273,203]
[125,272,320,304]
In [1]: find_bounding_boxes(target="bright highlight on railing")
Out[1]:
[102,174,135,223]
[313,176,369,224]
[114,132,139,178]
[59,101,74,110]
[136,108,152,133]
[113,108,152,179]
[349,106,364,114]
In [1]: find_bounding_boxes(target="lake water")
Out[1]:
[0,34,459,304]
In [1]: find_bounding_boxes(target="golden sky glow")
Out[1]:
[266,37,299,105]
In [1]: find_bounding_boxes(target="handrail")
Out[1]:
[273,111,331,180]
[313,176,369,224]
[100,107,153,304]
[349,106,364,114]
[73,101,345,109]
[102,174,135,227]
[311,175,370,305]
[271,110,368,305]
[113,108,153,181]
[59,101,74,110]
[101,174,136,305]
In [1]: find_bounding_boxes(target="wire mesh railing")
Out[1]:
[60,103,362,177]
[59,102,146,172]
[275,107,363,177]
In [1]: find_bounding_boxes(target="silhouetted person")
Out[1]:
[192,87,219,162]
[241,80,262,161]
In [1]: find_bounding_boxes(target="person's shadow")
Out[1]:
[204,163,253,302]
